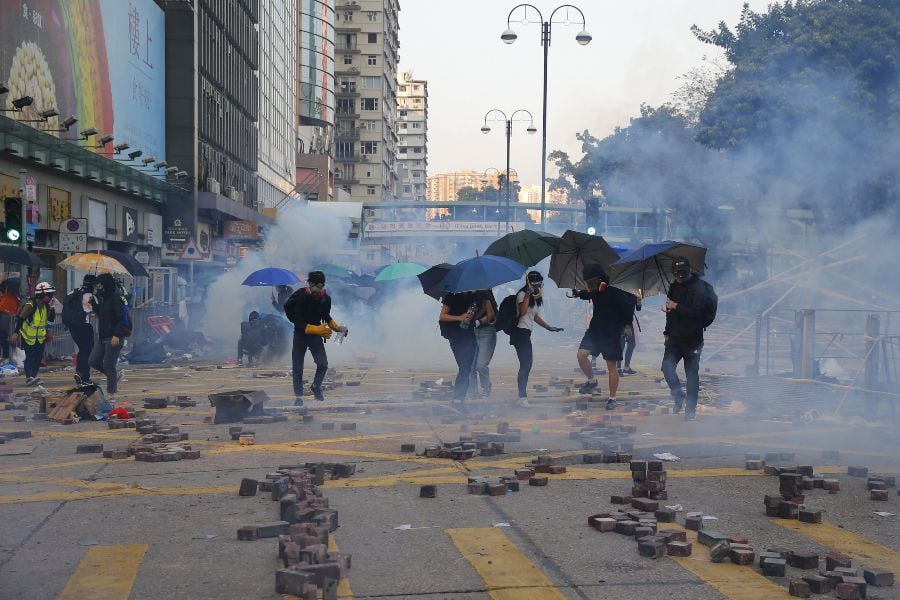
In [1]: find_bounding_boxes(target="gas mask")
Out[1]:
[673,269,690,284]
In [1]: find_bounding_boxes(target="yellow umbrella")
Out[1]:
[59,252,131,275]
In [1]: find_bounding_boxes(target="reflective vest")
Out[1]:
[20,301,49,345]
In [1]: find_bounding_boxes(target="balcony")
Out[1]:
[335,173,359,184]
[335,66,360,77]
[337,0,361,10]
[335,154,357,163]
[337,84,359,97]
[335,44,360,54]
[335,110,360,120]
[335,128,360,141]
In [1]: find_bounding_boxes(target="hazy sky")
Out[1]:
[397,0,770,187]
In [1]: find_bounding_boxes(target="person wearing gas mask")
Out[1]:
[284,271,348,405]
[11,281,57,386]
[237,310,266,367]
[89,273,128,402]
[573,264,636,410]
[662,257,709,421]
[511,271,563,406]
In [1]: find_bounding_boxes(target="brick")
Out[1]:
[237,526,258,541]
[419,485,436,498]
[614,520,638,535]
[696,530,728,547]
[745,460,764,470]
[467,482,486,495]
[76,444,103,454]
[634,526,655,540]
[630,460,647,472]
[182,450,201,459]
[647,460,663,471]
[868,479,887,491]
[257,521,291,538]
[863,568,893,587]
[826,551,853,571]
[321,422,335,430]
[661,530,687,542]
[823,479,840,491]
[487,483,507,496]
[778,501,800,519]
[588,516,616,532]
[528,476,548,487]
[295,562,343,587]
[847,466,869,477]
[870,489,888,501]
[400,444,415,453]
[798,508,821,523]
[666,541,692,556]
[583,453,603,464]
[788,552,819,570]
[789,578,811,598]
[835,582,861,600]
[275,568,313,595]
[730,548,756,566]
[802,575,832,594]
[761,558,786,577]
[759,551,782,565]
[709,540,731,563]
[654,507,676,523]
[638,540,665,559]
[798,465,814,477]
[631,497,658,512]
[239,478,258,496]
[610,495,632,505]
[340,422,357,430]
[822,571,847,588]
[515,468,535,480]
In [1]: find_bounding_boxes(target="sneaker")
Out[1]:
[293,396,304,407]
[605,398,618,411]
[617,369,624,376]
[311,386,325,402]
[673,392,685,414]
[623,367,637,375]
[479,389,491,399]
[107,395,118,405]
[237,360,244,367]
[577,380,599,395]
[684,412,697,421]
[74,374,83,385]
[25,376,41,386]
[515,398,530,407]
[116,369,126,384]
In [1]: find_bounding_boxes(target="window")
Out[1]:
[339,77,357,93]
[367,55,377,66]
[362,76,379,89]
[399,123,407,130]
[367,11,377,21]
[399,85,406,92]
[336,141,354,158]
[404,185,412,193]
[343,12,352,21]
[413,147,422,153]
[399,147,407,154]
[337,98,355,114]
[343,55,353,65]
[399,109,407,117]
[364,120,377,131]
[367,186,376,196]
[361,141,379,155]
[412,122,421,129]
[367,33,377,43]
[361,98,378,111]
[413,171,423,178]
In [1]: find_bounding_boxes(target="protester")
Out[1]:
[62,274,97,385]
[10,282,56,386]
[237,311,266,366]
[272,285,293,314]
[89,274,128,402]
[468,289,497,398]
[617,292,642,375]
[284,271,348,405]
[0,277,20,362]
[511,271,563,406]
[662,257,711,421]
[439,291,479,404]
[573,264,635,410]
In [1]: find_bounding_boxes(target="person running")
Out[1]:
[284,271,347,405]
[617,292,641,375]
[11,282,57,386]
[573,264,635,410]
[662,257,711,421]
[511,271,563,406]
[62,274,97,385]
[89,274,128,402]
[468,290,497,398]
[439,291,479,404]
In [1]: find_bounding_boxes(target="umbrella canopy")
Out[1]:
[311,263,355,280]
[548,230,620,289]
[432,255,525,296]
[0,245,45,268]
[241,267,301,287]
[374,262,427,283]
[608,241,708,297]
[59,252,132,276]
[417,263,454,300]
[99,250,149,277]
[484,229,561,267]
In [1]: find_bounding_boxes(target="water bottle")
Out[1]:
[459,302,479,330]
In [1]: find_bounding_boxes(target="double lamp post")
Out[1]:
[481,109,535,234]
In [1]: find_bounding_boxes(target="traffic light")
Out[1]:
[585,198,600,235]
[3,198,22,243]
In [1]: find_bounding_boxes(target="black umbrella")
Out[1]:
[417,262,453,301]
[608,241,708,297]
[548,230,620,289]
[0,245,45,268]
[99,250,149,277]
[484,229,561,267]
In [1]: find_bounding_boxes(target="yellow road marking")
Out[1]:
[659,525,791,599]
[0,484,235,505]
[774,520,900,573]
[328,536,354,599]
[447,527,566,600]
[58,544,148,600]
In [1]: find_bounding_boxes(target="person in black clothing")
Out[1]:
[272,285,293,314]
[283,271,347,405]
[237,311,266,366]
[89,273,127,401]
[70,274,97,385]
[573,264,635,410]
[662,256,708,421]
[439,291,479,403]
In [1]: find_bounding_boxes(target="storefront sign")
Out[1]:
[134,251,150,264]
[223,220,259,240]
[122,206,139,243]
[163,217,192,244]
[48,187,71,231]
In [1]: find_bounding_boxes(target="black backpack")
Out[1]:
[495,294,520,335]
[698,279,718,328]
[61,289,84,329]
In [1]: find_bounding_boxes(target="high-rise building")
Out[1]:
[258,0,297,209]
[397,70,427,200]
[333,0,400,202]
[426,170,519,202]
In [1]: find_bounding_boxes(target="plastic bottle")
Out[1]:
[459,302,479,330]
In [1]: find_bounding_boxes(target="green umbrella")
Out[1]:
[311,263,355,279]
[484,229,562,267]
[374,262,427,282]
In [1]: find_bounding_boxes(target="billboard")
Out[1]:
[0,0,165,162]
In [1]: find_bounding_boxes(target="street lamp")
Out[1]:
[481,108,536,234]
[502,3,591,230]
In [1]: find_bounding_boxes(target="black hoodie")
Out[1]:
[94,273,127,339]
[664,274,706,344]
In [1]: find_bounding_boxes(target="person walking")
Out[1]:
[284,271,347,405]
[89,274,128,402]
[468,290,497,399]
[617,292,641,375]
[439,291,479,404]
[62,274,97,385]
[11,282,57,386]
[573,264,635,410]
[511,271,564,406]
[662,257,712,421]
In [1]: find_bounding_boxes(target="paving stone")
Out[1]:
[239,478,258,496]
[802,575,833,594]
[588,515,616,532]
[528,476,548,487]
[789,578,811,598]
[638,540,665,559]
[798,508,821,523]
[761,558,787,577]
[835,582,861,600]
[862,568,893,587]
[826,551,853,571]
[697,530,728,547]
[666,541,692,557]
[419,485,436,498]
[788,552,819,570]
[847,466,869,477]
[708,540,731,563]
[730,548,755,566]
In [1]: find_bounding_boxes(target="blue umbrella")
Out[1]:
[432,255,525,296]
[241,267,301,287]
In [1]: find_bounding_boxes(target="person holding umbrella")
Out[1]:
[468,290,498,399]
[89,274,128,402]
[511,271,564,406]
[10,282,57,386]
[439,291,480,403]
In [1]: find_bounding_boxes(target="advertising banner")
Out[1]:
[364,221,525,236]
[223,221,260,240]
[0,0,166,162]
[122,206,139,243]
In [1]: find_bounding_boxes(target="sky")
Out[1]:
[397,0,771,188]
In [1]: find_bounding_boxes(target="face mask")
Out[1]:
[309,283,325,295]
[674,271,689,283]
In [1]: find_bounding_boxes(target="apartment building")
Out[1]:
[397,70,427,200]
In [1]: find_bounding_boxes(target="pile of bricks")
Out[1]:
[466,475,522,496]
[133,442,201,462]
[587,508,687,559]
[412,380,454,401]
[786,552,894,597]
[864,472,895,501]
[422,424,513,460]
[143,395,197,409]
[762,465,828,521]
[237,463,354,598]
[567,414,636,455]
[609,460,666,505]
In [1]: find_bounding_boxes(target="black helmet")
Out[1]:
[249,311,260,321]
[308,271,326,285]
[582,263,608,283]
[672,256,691,276]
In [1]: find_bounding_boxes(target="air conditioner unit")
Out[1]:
[225,186,238,199]
[207,178,221,194]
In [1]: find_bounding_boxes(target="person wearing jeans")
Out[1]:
[661,340,703,416]
[468,290,497,398]
[69,274,97,385]
[511,272,563,406]
[439,291,479,403]
[89,273,127,401]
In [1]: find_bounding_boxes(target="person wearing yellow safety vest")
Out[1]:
[10,282,57,386]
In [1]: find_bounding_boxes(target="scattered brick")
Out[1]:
[862,568,893,587]
[761,558,787,577]
[239,478,258,496]
[789,578,811,598]
[400,444,415,453]
[684,513,703,531]
[638,540,665,559]
[746,460,763,470]
[697,530,728,547]
[631,497,659,512]
[847,466,869,477]
[588,516,616,532]
[826,551,853,571]
[802,575,832,594]
[835,582,861,600]
[419,485,436,498]
[788,552,819,570]
[709,540,731,563]
[654,507,676,523]
[339,423,357,431]
[76,444,103,454]
[528,476,548,487]
[730,548,756,566]
[237,526,258,541]
[870,489,888,501]
[798,508,821,523]
[666,541,692,557]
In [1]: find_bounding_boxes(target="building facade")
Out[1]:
[333,0,400,202]
[397,70,427,201]
[257,0,297,210]
[426,170,520,202]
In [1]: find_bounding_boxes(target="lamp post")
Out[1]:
[481,109,536,234]
[502,4,591,231]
